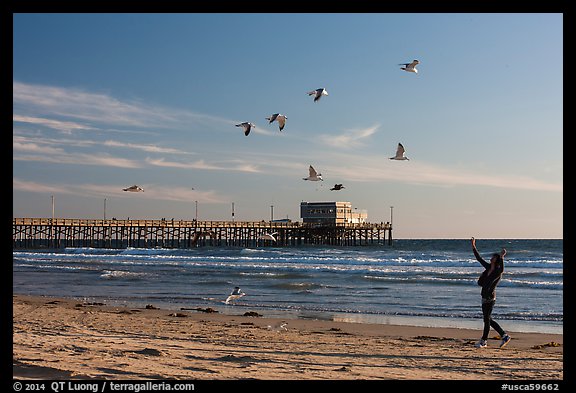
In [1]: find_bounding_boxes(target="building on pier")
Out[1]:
[300,201,367,225]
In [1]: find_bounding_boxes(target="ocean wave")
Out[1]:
[235,302,563,322]
[362,274,561,289]
[269,282,326,291]
[14,262,96,271]
[100,270,151,280]
[238,271,311,279]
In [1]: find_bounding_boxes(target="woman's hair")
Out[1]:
[492,253,504,269]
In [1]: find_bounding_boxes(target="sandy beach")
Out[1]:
[11,294,564,381]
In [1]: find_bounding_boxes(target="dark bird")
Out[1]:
[236,122,255,136]
[123,185,144,192]
[330,184,345,191]
[399,59,419,73]
[307,87,328,102]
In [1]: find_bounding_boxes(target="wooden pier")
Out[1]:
[12,218,393,249]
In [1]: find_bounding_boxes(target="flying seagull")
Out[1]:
[123,185,144,192]
[330,184,345,191]
[303,165,323,181]
[266,113,288,131]
[259,232,278,242]
[390,143,409,160]
[307,88,328,102]
[399,60,419,73]
[225,286,245,305]
[236,122,255,136]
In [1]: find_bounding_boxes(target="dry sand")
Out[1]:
[12,294,563,380]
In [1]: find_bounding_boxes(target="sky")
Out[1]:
[12,13,563,239]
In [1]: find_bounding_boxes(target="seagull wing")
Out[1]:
[390,143,406,159]
[309,88,325,101]
[236,122,253,136]
[394,143,406,158]
[267,113,278,123]
[277,115,286,131]
[309,165,318,177]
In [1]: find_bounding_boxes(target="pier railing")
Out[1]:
[13,218,392,248]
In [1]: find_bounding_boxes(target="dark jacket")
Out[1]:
[474,248,503,302]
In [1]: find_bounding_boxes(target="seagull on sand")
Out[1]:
[307,88,328,102]
[399,60,419,73]
[225,286,245,304]
[259,232,278,242]
[389,143,410,160]
[123,185,144,192]
[330,184,345,191]
[267,322,288,331]
[303,165,323,181]
[236,122,255,136]
[266,113,288,131]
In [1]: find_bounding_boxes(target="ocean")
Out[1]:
[12,239,563,334]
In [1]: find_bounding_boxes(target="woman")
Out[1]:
[471,237,511,348]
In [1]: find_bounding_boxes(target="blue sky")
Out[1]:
[12,13,563,238]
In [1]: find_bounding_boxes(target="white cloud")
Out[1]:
[13,115,94,134]
[102,140,190,154]
[13,138,66,155]
[317,124,379,148]
[146,157,261,173]
[13,81,236,132]
[13,134,189,155]
[13,178,66,195]
[332,158,563,192]
[12,141,142,168]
